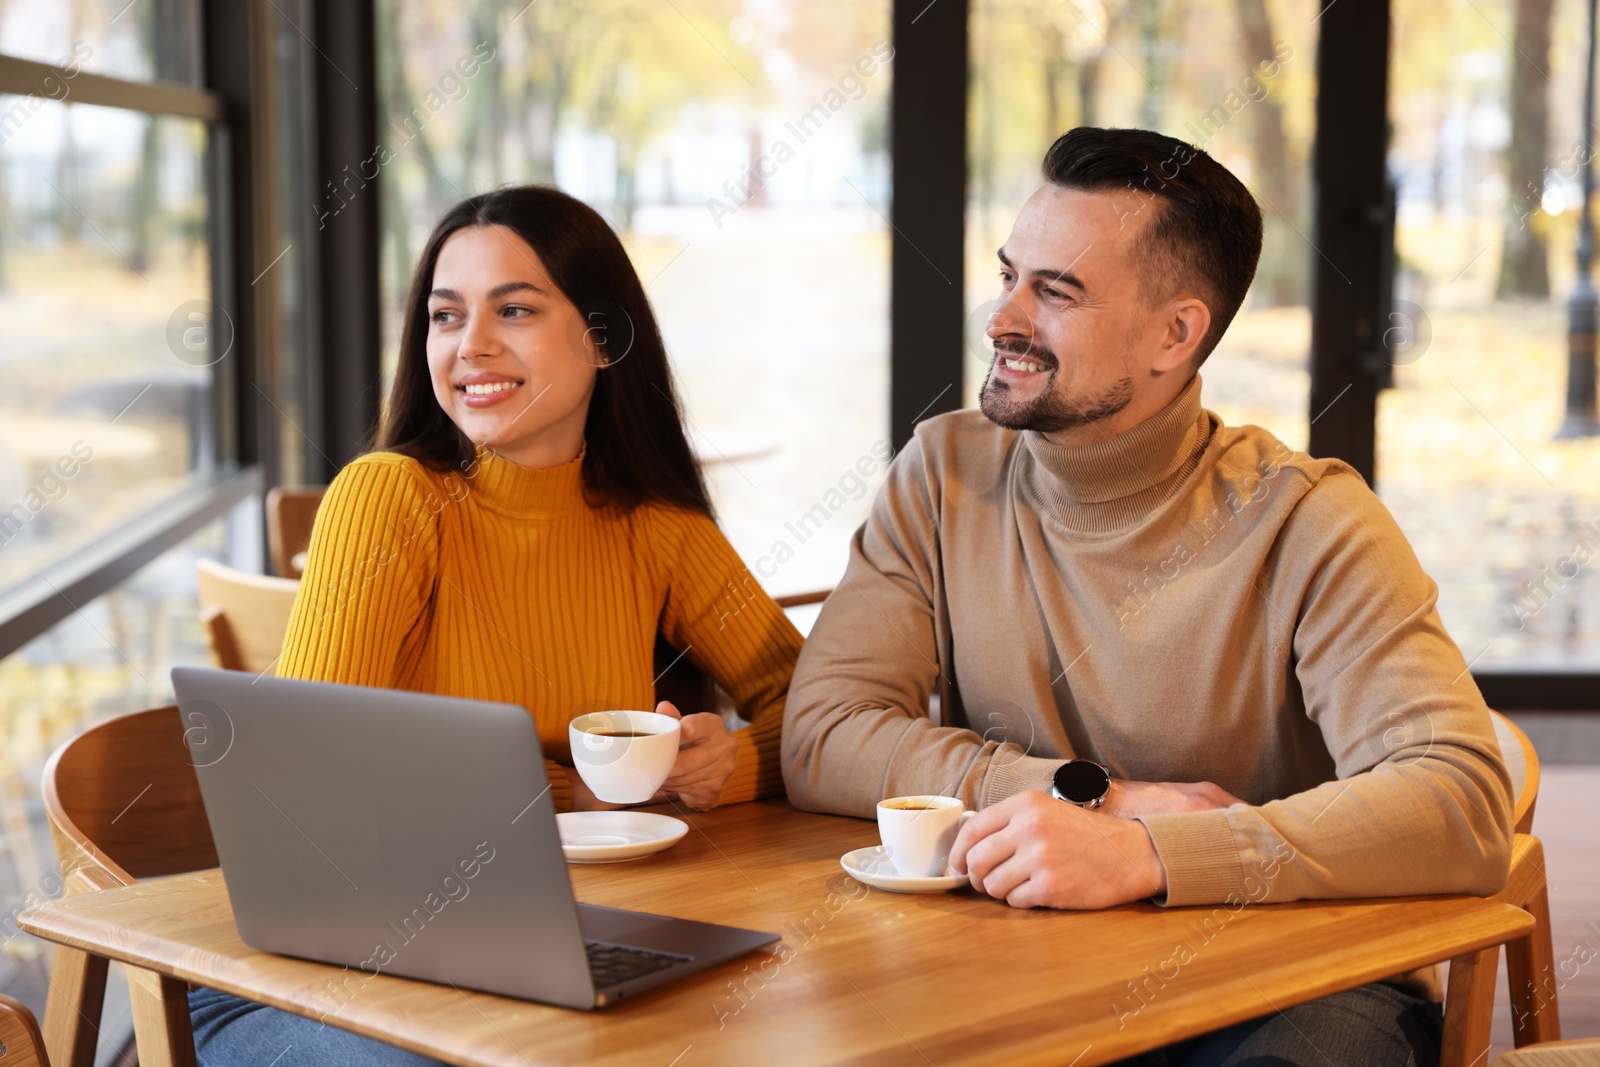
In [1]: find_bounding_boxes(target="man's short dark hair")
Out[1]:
[1041,127,1264,363]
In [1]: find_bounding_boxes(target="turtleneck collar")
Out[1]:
[1020,373,1212,536]
[464,443,587,519]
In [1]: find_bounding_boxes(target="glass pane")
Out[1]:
[0,0,201,85]
[379,0,891,597]
[0,99,215,594]
[966,0,1319,449]
[1387,0,1600,669]
[0,504,249,1020]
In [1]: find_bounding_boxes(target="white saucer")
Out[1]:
[840,845,968,893]
[557,811,688,863]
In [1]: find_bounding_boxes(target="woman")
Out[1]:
[189,186,803,1065]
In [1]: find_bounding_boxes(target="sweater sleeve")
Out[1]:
[655,510,802,806]
[782,432,1061,817]
[279,455,440,685]
[1137,471,1514,906]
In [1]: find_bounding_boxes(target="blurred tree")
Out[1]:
[1235,0,1301,304]
[130,0,190,273]
[1496,0,1552,299]
[1234,0,1291,216]
[972,1,1001,229]
[513,0,616,184]
[970,0,1061,225]
[455,0,504,188]
[55,0,83,244]
[376,0,758,321]
[1044,18,1071,138]
[374,0,436,309]
[1066,0,1123,129]
[777,0,890,73]
[1131,0,1171,127]
[573,0,753,228]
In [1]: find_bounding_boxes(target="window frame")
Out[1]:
[4,0,1590,704]
[0,7,257,660]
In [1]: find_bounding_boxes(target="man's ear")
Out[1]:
[1153,298,1212,373]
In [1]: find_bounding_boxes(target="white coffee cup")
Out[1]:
[876,795,975,878]
[568,710,681,804]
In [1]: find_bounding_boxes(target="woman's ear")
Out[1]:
[574,305,614,367]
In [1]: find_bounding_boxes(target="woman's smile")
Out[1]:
[455,371,526,408]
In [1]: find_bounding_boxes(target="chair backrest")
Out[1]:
[0,992,49,1067]
[773,588,831,609]
[42,706,218,894]
[1489,710,1539,835]
[195,559,301,675]
[1490,1038,1600,1066]
[265,485,327,579]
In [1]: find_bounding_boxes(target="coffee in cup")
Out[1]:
[876,795,974,877]
[568,710,680,804]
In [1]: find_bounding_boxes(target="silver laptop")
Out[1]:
[170,666,778,1010]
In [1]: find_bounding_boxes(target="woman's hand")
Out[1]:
[654,701,737,811]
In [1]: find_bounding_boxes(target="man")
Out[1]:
[781,127,1512,1065]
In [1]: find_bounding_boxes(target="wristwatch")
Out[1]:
[1050,758,1111,809]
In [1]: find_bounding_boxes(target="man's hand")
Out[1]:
[655,701,737,811]
[948,790,1168,909]
[1100,779,1244,819]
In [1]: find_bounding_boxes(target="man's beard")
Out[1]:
[978,339,1135,434]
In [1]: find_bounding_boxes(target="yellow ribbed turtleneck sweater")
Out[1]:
[278,444,802,811]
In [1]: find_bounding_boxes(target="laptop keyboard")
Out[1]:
[586,940,692,988]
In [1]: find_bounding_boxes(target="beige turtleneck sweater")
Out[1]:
[783,374,1513,922]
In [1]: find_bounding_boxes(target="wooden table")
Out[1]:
[21,800,1533,1067]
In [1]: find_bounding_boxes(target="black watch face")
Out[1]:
[1054,760,1109,804]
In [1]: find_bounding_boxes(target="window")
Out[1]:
[0,101,215,592]
[0,506,252,1030]
[1385,0,1600,670]
[0,0,202,86]
[378,0,893,598]
[0,3,257,1045]
[966,0,1317,451]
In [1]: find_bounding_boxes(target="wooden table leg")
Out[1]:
[125,965,197,1067]
[42,945,108,1067]
[1442,946,1500,1067]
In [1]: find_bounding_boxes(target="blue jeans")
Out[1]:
[1111,981,1442,1067]
[189,987,448,1066]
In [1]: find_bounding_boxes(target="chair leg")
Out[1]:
[1441,946,1499,1067]
[125,965,197,1067]
[1507,875,1562,1047]
[42,945,109,1067]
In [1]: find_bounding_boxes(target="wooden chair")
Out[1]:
[195,560,300,676]
[0,992,52,1066]
[1440,711,1558,1067]
[41,705,218,1067]
[1491,1039,1600,1066]
[656,588,835,719]
[773,589,831,610]
[265,486,326,579]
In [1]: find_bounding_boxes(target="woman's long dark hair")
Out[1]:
[377,185,713,519]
